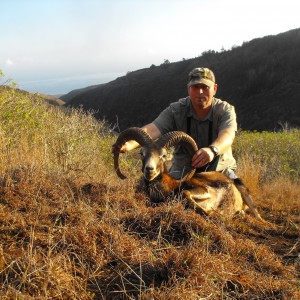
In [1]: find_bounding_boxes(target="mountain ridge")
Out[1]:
[64,28,300,131]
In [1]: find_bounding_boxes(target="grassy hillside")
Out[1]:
[0,87,299,299]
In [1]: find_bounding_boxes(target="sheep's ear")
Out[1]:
[165,151,173,161]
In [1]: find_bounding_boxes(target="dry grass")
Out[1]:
[0,87,299,299]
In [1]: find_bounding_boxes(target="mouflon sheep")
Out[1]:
[113,127,262,219]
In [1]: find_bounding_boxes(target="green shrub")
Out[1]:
[234,129,300,181]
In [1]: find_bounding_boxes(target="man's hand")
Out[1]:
[191,128,235,168]
[191,147,215,168]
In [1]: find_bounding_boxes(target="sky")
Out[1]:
[1,0,299,95]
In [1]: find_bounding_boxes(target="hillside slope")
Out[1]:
[65,28,300,131]
[0,87,299,299]
[60,84,103,103]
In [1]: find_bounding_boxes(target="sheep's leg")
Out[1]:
[234,178,263,220]
[184,186,223,215]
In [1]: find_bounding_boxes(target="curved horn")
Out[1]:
[112,127,153,179]
[157,131,198,181]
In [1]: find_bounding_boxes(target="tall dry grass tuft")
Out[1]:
[235,152,267,195]
[0,86,299,299]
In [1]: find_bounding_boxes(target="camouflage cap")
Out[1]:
[188,67,215,88]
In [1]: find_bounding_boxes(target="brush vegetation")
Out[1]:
[0,86,299,299]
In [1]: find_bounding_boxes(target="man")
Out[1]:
[118,67,238,179]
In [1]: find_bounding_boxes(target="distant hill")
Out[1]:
[65,28,300,131]
[60,84,103,103]
[39,94,65,106]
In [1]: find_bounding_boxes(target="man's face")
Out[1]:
[188,83,217,110]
